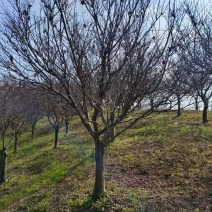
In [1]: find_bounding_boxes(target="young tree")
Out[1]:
[62,103,76,134]
[0,78,16,150]
[164,60,191,116]
[0,0,177,198]
[0,79,15,183]
[9,85,32,153]
[39,91,64,148]
[27,91,43,141]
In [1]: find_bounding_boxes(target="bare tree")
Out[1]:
[177,1,212,123]
[0,78,16,150]
[39,91,64,148]
[0,78,16,183]
[9,85,31,153]
[164,60,191,116]
[62,103,76,134]
[0,0,177,198]
[0,77,32,181]
[27,90,43,141]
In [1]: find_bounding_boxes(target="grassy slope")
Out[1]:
[0,110,211,211]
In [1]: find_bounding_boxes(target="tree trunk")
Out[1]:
[2,133,5,150]
[195,97,198,111]
[31,123,35,141]
[203,102,208,124]
[65,120,69,134]
[110,112,115,139]
[177,97,181,116]
[54,126,59,148]
[110,126,115,139]
[150,97,154,109]
[14,132,18,153]
[0,149,7,184]
[92,140,105,200]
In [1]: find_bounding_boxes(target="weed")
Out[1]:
[126,188,149,210]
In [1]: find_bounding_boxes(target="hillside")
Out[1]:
[0,110,212,211]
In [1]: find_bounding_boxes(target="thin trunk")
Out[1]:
[203,102,208,124]
[2,149,7,183]
[2,133,5,149]
[65,120,69,134]
[150,97,154,109]
[92,140,105,200]
[14,132,18,153]
[195,97,198,111]
[31,123,35,141]
[54,125,59,148]
[0,149,7,184]
[0,150,3,183]
[177,97,181,116]
[110,112,115,139]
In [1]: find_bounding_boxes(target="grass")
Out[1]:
[0,110,212,211]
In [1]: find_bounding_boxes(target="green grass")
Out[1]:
[0,111,212,211]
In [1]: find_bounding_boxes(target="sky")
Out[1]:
[0,0,211,110]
